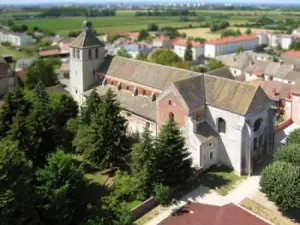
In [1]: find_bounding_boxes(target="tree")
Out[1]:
[131,127,157,199]
[0,88,29,137]
[84,89,129,168]
[36,151,89,225]
[154,183,169,205]
[136,51,148,61]
[26,59,58,89]
[24,83,56,167]
[148,23,158,31]
[236,46,244,54]
[81,89,102,125]
[245,28,252,35]
[150,49,181,66]
[286,129,300,144]
[117,48,132,58]
[0,139,38,225]
[191,65,208,73]
[155,117,192,186]
[184,40,193,61]
[138,29,150,41]
[207,59,224,71]
[274,143,300,166]
[260,161,300,210]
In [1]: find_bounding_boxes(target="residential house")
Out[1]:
[216,53,251,81]
[250,80,292,119]
[67,20,275,175]
[152,36,173,49]
[173,38,204,61]
[246,60,270,81]
[0,28,33,46]
[257,33,295,50]
[204,35,259,58]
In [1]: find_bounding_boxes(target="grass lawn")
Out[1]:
[199,165,244,196]
[240,198,299,225]
[0,45,33,60]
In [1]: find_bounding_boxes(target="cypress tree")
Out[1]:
[131,127,156,199]
[155,117,192,186]
[184,40,193,61]
[84,88,129,168]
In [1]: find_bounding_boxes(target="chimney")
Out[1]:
[286,92,291,99]
[272,88,277,96]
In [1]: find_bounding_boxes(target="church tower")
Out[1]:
[69,20,105,104]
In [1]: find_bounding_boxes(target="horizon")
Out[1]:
[1,0,300,5]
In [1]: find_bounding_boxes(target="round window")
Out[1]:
[253,118,263,132]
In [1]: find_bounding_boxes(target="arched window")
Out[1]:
[88,49,92,60]
[253,118,263,132]
[95,48,99,58]
[169,112,174,120]
[218,118,226,133]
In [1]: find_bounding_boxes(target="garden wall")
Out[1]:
[131,197,159,221]
[275,118,293,132]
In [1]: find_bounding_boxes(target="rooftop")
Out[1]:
[207,35,258,45]
[173,38,203,48]
[39,49,61,57]
[283,50,300,58]
[159,202,270,225]
[154,36,171,42]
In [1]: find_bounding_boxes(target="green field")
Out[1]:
[6,9,300,37]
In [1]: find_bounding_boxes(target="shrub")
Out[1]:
[260,161,300,210]
[154,183,169,205]
[286,129,300,144]
[274,143,300,166]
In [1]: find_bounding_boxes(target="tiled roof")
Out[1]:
[98,57,270,116]
[216,53,251,69]
[173,38,203,48]
[85,86,157,121]
[99,56,197,91]
[247,61,270,74]
[70,30,105,48]
[264,62,294,79]
[159,203,270,225]
[291,77,300,95]
[250,80,292,101]
[39,49,61,57]
[283,50,300,58]
[206,67,235,80]
[154,36,171,42]
[207,35,258,45]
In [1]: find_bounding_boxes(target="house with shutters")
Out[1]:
[68,20,275,175]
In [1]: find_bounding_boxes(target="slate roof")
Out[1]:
[100,56,198,91]
[70,30,105,48]
[195,122,219,143]
[85,86,157,121]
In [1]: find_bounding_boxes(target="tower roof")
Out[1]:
[70,20,105,48]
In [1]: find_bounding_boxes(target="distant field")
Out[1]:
[178,27,275,39]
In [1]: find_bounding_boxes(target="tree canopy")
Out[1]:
[184,40,193,61]
[150,49,181,66]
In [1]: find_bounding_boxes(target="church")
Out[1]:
[68,20,275,175]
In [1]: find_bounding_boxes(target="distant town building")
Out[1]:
[0,28,33,46]
[152,36,173,49]
[204,35,259,58]
[173,38,204,60]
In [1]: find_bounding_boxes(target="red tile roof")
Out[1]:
[154,36,171,42]
[159,203,270,225]
[207,35,258,45]
[39,49,61,57]
[283,50,300,58]
[173,38,203,48]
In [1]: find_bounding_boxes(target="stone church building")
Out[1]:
[68,21,275,175]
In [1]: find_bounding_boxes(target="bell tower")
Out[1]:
[69,20,105,104]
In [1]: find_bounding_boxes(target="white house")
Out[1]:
[204,35,259,58]
[152,36,173,49]
[67,20,275,176]
[257,33,295,50]
[173,38,204,60]
[0,28,33,46]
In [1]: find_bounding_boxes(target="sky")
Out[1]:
[1,0,300,4]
